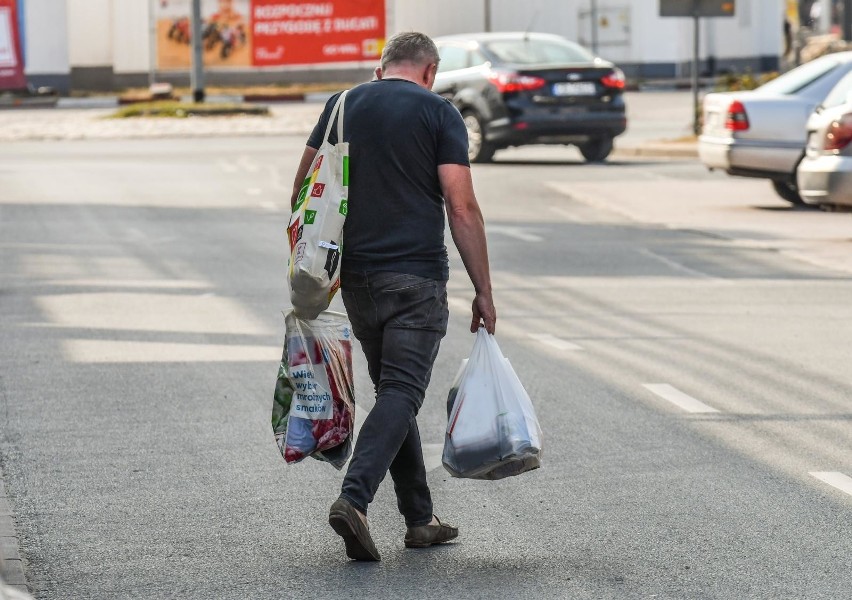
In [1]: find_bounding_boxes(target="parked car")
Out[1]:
[797,71,852,207]
[432,32,627,163]
[698,52,852,204]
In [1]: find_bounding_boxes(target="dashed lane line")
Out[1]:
[642,383,720,414]
[528,333,583,351]
[809,472,852,497]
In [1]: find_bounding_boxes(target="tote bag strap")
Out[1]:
[322,89,348,145]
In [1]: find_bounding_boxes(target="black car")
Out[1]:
[433,32,627,162]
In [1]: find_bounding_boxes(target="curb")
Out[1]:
[55,91,337,110]
[0,472,28,595]
[613,144,698,159]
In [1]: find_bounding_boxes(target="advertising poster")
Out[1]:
[157,0,252,69]
[156,0,385,70]
[0,0,27,90]
[251,0,385,66]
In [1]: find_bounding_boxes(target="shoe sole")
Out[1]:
[404,532,459,548]
[328,511,381,561]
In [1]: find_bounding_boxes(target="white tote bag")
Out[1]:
[288,90,349,320]
[442,329,543,480]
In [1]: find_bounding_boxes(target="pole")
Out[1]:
[148,0,156,87]
[590,0,599,55]
[692,7,700,135]
[844,0,852,41]
[484,0,491,33]
[190,0,205,103]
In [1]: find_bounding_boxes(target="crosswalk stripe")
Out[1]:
[809,472,852,497]
[642,383,720,414]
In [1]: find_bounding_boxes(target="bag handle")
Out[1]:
[322,89,348,145]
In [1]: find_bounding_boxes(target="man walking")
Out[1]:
[290,31,496,561]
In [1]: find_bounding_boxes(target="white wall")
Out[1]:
[390,0,784,66]
[23,0,69,74]
[389,0,483,37]
[67,0,112,67]
[112,0,151,74]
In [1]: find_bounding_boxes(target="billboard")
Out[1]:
[0,0,27,90]
[156,0,385,70]
[659,1,735,17]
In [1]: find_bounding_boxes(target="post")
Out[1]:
[590,0,599,55]
[844,0,852,41]
[484,0,491,33]
[148,0,156,87]
[190,0,205,103]
[692,9,700,135]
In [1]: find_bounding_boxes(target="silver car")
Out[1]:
[699,52,852,204]
[797,72,852,207]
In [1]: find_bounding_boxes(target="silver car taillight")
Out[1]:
[824,113,852,153]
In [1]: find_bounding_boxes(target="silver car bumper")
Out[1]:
[699,135,803,176]
[797,154,852,207]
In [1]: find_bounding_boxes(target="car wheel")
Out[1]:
[462,111,496,163]
[579,137,614,162]
[770,179,805,205]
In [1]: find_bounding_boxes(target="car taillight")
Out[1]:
[824,114,852,152]
[487,70,546,93]
[601,68,625,89]
[725,100,749,131]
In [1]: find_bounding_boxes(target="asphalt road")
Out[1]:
[1,135,851,599]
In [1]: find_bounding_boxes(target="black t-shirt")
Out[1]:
[306,79,470,281]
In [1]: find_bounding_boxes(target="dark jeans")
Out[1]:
[339,270,449,528]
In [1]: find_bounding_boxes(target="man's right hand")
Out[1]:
[471,291,496,334]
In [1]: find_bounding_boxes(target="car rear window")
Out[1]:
[822,71,852,108]
[483,38,594,65]
[756,56,839,95]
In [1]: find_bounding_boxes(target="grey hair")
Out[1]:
[380,32,440,70]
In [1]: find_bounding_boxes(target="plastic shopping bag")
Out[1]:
[442,329,542,480]
[288,90,350,320]
[272,310,355,469]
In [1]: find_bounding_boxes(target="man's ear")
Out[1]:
[424,63,438,89]
[374,66,383,80]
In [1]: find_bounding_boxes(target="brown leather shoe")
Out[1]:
[404,516,459,548]
[328,498,381,561]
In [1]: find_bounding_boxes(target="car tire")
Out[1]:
[462,111,496,163]
[579,137,614,162]
[770,179,805,205]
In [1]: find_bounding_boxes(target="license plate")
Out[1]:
[552,82,596,96]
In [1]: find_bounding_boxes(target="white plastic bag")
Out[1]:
[442,329,542,480]
[288,90,349,320]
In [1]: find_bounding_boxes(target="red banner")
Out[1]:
[0,0,27,90]
[251,0,385,66]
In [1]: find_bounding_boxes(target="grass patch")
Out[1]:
[110,101,269,118]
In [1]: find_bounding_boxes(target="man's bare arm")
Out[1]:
[439,163,496,334]
[290,146,319,209]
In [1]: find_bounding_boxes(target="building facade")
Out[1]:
[16,0,788,93]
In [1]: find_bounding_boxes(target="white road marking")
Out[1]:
[259,201,279,212]
[246,188,263,196]
[642,384,720,414]
[528,333,583,351]
[45,279,211,289]
[237,155,261,173]
[640,248,716,280]
[422,443,445,473]
[488,225,543,243]
[447,296,470,312]
[63,340,279,363]
[36,292,266,334]
[809,472,852,497]
[216,159,238,173]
